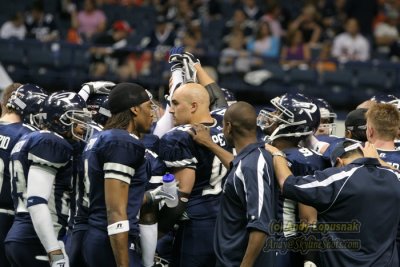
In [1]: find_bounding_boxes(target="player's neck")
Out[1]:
[234,134,258,154]
[0,112,21,123]
[272,138,297,150]
[373,139,395,150]
[191,113,214,125]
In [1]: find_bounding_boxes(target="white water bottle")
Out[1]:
[162,173,178,208]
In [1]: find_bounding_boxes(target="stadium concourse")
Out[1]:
[0,1,400,267]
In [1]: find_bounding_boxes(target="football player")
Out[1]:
[0,83,47,267]
[158,82,232,267]
[82,83,156,267]
[257,93,328,267]
[4,91,92,267]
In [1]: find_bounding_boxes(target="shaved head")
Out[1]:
[170,83,212,125]
[174,83,210,107]
[225,101,257,134]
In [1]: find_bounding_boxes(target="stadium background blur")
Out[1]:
[0,0,397,129]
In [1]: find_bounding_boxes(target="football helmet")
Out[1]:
[86,94,111,126]
[313,97,337,135]
[370,94,400,109]
[257,93,320,142]
[40,91,93,142]
[6,83,47,124]
[221,87,236,106]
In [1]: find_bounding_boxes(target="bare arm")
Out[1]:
[189,124,234,169]
[240,230,267,267]
[265,144,293,190]
[105,179,130,267]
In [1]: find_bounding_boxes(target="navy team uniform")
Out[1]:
[214,142,277,266]
[159,121,232,267]
[82,129,148,267]
[276,147,328,267]
[4,130,73,267]
[376,147,400,265]
[283,158,400,267]
[66,125,103,267]
[0,122,35,267]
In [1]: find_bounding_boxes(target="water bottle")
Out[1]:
[162,173,178,208]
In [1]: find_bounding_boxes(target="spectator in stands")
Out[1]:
[25,0,59,42]
[260,3,285,38]
[90,20,133,78]
[288,4,322,47]
[247,21,280,58]
[71,0,106,42]
[374,9,400,60]
[345,0,378,38]
[319,0,347,40]
[0,12,26,40]
[218,32,250,74]
[223,9,253,42]
[280,29,311,68]
[146,15,176,51]
[241,0,263,21]
[331,18,370,62]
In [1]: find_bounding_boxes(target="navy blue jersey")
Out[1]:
[142,134,160,154]
[214,142,277,266]
[72,125,103,230]
[159,122,232,220]
[6,130,73,242]
[279,147,328,237]
[322,137,346,160]
[210,108,226,126]
[0,122,36,211]
[85,129,148,237]
[316,134,342,144]
[377,148,400,170]
[283,158,400,267]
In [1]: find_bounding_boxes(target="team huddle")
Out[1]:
[0,48,400,267]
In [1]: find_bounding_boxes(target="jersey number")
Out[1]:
[202,156,227,196]
[10,160,27,212]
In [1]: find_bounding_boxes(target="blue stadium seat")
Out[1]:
[288,68,317,86]
[321,69,354,87]
[26,44,57,67]
[356,69,390,91]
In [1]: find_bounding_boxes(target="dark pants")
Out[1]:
[0,213,14,267]
[83,226,141,267]
[66,229,88,267]
[172,219,216,267]
[5,240,49,267]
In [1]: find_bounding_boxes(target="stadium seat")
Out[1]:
[356,69,390,91]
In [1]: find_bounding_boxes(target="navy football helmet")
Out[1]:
[39,91,93,142]
[370,94,400,109]
[313,97,337,135]
[86,94,111,126]
[257,93,320,142]
[6,83,47,124]
[221,87,237,106]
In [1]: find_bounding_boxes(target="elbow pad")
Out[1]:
[205,83,228,110]
[158,191,189,234]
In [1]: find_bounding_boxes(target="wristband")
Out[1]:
[107,220,130,236]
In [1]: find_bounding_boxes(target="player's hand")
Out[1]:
[81,81,115,95]
[265,144,281,155]
[188,124,213,147]
[168,46,184,63]
[362,141,380,159]
[181,52,200,83]
[145,185,176,205]
[49,242,70,267]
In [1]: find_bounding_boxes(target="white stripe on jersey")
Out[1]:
[104,162,135,177]
[283,198,297,237]
[257,153,265,218]
[377,166,400,180]
[104,173,131,184]
[234,161,247,202]
[28,153,69,169]
[295,166,362,189]
[164,158,198,168]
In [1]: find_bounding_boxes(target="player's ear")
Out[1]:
[130,106,138,116]
[345,130,352,139]
[190,101,197,113]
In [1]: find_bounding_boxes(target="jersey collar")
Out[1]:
[231,141,266,167]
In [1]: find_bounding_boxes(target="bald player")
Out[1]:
[158,83,232,267]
